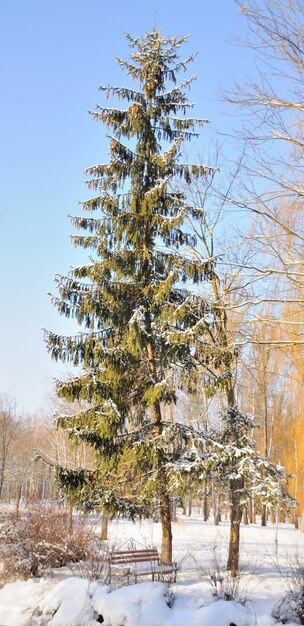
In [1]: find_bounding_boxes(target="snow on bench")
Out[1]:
[108,538,178,584]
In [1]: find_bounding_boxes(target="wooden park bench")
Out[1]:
[108,538,178,584]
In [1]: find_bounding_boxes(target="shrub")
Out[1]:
[272,553,304,624]
[0,504,93,581]
[192,542,250,604]
[71,538,112,584]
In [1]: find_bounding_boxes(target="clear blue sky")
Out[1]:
[0,0,255,415]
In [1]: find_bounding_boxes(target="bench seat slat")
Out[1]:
[111,565,177,577]
[112,558,159,565]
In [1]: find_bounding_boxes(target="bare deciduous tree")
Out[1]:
[0,393,18,499]
[224,0,304,323]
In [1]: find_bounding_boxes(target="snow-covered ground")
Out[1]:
[0,513,303,625]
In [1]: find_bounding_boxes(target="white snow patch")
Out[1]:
[92,581,170,626]
[40,577,100,625]
[40,578,255,626]
[0,514,304,625]
[0,578,49,625]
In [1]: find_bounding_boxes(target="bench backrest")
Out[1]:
[110,548,159,565]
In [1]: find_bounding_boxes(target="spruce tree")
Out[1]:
[169,403,291,575]
[46,28,214,564]
[199,406,291,576]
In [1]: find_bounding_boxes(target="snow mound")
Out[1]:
[92,581,170,626]
[40,577,104,625]
[0,578,49,626]
[38,577,255,626]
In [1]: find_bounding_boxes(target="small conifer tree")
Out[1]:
[201,406,291,576]
[46,29,215,563]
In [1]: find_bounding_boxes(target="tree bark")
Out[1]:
[171,499,177,522]
[68,501,73,535]
[243,504,249,525]
[227,477,243,576]
[15,483,22,520]
[155,424,173,564]
[101,514,109,540]
[261,503,267,526]
[294,437,300,529]
[203,483,209,521]
[226,385,244,576]
[146,325,173,565]
[160,489,172,564]
[0,457,6,499]
[227,387,236,408]
[212,479,220,525]
[248,496,256,524]
[261,365,269,528]
[292,509,299,529]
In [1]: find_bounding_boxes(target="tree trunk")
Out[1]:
[0,457,6,499]
[226,385,243,576]
[227,387,236,407]
[212,479,220,525]
[294,438,300,529]
[146,330,173,565]
[15,483,22,520]
[171,499,177,522]
[101,514,109,540]
[270,507,276,524]
[227,478,243,577]
[243,504,249,525]
[293,509,299,529]
[160,490,172,564]
[68,501,73,534]
[261,372,269,528]
[248,496,256,524]
[203,485,209,521]
[261,503,267,526]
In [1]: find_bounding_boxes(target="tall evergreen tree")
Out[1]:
[46,29,215,564]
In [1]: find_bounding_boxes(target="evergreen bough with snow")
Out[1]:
[200,406,292,576]
[45,29,216,564]
[169,405,292,576]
